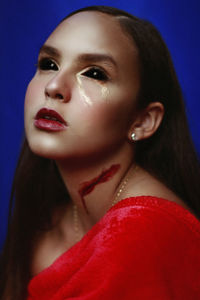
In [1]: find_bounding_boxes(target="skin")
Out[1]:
[78,164,120,213]
[24,11,186,276]
[24,10,143,220]
[25,12,141,161]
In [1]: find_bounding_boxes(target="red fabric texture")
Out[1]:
[27,196,200,299]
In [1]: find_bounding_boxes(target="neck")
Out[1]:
[55,143,134,233]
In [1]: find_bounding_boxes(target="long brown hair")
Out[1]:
[1,5,200,299]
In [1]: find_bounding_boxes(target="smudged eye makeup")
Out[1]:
[81,67,108,82]
[37,57,58,71]
[37,56,109,82]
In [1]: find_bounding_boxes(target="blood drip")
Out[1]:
[78,164,120,213]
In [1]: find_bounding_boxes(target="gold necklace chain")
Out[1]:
[73,204,80,242]
[73,165,137,241]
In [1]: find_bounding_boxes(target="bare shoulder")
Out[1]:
[125,166,191,212]
[30,204,76,277]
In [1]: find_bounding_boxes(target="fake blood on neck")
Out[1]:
[78,164,120,214]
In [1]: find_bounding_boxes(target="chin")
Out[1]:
[26,137,62,160]
[28,145,57,159]
[27,139,79,161]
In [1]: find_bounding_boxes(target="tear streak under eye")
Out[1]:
[76,72,110,104]
[101,86,110,99]
[76,74,93,106]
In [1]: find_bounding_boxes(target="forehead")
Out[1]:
[45,11,139,68]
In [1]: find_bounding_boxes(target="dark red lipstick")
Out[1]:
[34,108,67,132]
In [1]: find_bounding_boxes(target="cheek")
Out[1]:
[74,76,135,130]
[76,74,110,107]
[77,77,131,120]
[24,78,45,137]
[72,77,113,129]
[24,77,44,110]
[73,80,131,136]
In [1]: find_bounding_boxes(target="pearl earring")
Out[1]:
[131,132,137,141]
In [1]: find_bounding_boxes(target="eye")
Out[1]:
[37,57,58,71]
[82,67,108,81]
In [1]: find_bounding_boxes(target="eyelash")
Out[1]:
[81,67,108,82]
[37,57,109,82]
[37,57,58,71]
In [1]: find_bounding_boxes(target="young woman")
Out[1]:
[1,5,200,300]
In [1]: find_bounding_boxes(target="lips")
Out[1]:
[34,108,67,132]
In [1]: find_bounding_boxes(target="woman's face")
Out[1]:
[24,11,140,160]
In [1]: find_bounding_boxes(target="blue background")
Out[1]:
[1,0,200,247]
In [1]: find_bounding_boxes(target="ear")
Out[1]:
[128,102,164,141]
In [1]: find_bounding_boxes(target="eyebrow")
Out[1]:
[76,53,117,69]
[39,45,117,69]
[39,45,61,59]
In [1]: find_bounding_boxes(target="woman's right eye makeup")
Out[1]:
[37,57,59,71]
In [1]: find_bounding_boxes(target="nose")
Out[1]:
[44,72,71,102]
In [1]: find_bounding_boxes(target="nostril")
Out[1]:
[56,93,64,100]
[45,89,64,100]
[45,90,50,98]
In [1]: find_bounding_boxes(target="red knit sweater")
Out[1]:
[27,196,200,299]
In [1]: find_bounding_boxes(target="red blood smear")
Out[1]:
[78,164,120,213]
